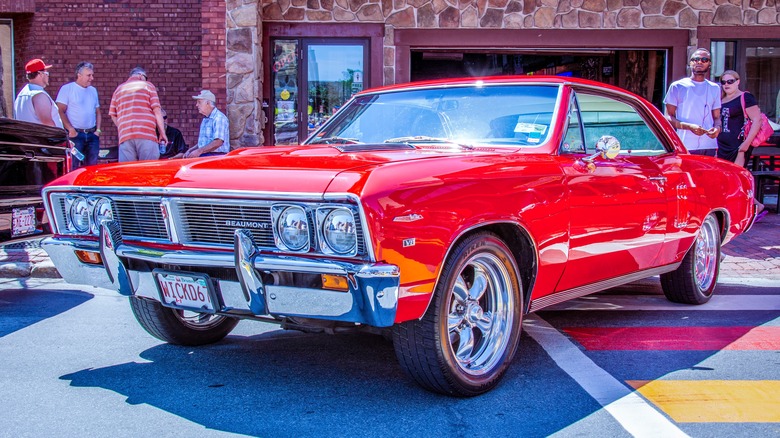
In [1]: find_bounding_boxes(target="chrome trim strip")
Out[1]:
[42,187,375,262]
[0,196,42,207]
[528,264,680,313]
[43,185,328,201]
[0,140,69,150]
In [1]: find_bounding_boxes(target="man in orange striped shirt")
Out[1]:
[109,67,168,162]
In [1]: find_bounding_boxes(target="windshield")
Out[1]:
[305,84,561,147]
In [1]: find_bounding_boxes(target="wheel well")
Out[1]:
[711,209,729,243]
[455,223,537,314]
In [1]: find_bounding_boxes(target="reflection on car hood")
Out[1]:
[62,144,481,194]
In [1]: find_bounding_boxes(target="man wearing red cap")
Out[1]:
[13,59,63,128]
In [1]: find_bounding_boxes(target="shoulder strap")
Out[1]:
[740,92,746,113]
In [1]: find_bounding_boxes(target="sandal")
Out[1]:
[756,210,769,223]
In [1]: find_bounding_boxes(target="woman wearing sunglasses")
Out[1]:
[717,70,764,166]
[717,69,765,217]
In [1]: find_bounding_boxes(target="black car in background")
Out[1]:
[0,118,69,242]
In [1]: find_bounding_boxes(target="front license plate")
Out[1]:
[12,206,36,237]
[155,271,215,312]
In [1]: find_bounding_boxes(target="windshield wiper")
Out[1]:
[384,136,473,150]
[383,136,452,143]
[308,136,359,145]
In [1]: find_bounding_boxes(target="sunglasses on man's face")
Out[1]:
[690,57,710,63]
[720,78,738,85]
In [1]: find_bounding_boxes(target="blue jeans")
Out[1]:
[70,131,100,168]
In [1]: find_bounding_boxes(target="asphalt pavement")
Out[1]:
[1,211,779,282]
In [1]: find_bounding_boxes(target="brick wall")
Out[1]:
[1,0,226,154]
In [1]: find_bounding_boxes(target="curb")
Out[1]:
[0,262,34,279]
[30,260,63,279]
[0,260,62,279]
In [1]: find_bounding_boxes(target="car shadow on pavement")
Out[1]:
[0,289,93,337]
[59,330,604,437]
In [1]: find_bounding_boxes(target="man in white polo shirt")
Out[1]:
[56,61,102,168]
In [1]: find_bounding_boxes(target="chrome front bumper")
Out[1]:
[41,225,400,327]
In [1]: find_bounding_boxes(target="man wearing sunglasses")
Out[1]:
[663,48,722,156]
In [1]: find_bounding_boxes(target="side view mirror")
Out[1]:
[582,135,621,163]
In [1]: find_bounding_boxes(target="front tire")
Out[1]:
[661,213,721,304]
[393,232,523,396]
[129,296,239,346]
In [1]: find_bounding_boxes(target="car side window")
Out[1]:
[560,93,586,154]
[576,93,666,156]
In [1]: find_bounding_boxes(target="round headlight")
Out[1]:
[277,206,309,251]
[68,196,90,233]
[92,197,114,230]
[323,209,356,255]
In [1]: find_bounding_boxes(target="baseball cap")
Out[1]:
[192,90,216,103]
[25,59,53,74]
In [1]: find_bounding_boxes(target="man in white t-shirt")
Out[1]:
[56,61,102,168]
[663,48,722,156]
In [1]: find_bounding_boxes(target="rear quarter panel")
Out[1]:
[661,153,754,264]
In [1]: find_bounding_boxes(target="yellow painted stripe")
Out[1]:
[627,380,780,423]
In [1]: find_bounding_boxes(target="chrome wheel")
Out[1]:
[447,253,513,376]
[130,296,239,346]
[694,216,719,292]
[173,310,231,331]
[393,232,523,396]
[661,213,721,305]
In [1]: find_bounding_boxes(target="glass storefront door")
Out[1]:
[271,39,368,145]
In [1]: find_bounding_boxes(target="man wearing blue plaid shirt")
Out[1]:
[184,90,230,158]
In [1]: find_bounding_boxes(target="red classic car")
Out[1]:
[41,76,755,396]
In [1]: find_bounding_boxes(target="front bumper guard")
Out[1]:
[43,222,401,327]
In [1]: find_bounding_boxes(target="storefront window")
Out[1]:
[712,40,780,123]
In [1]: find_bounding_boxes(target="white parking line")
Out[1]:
[524,314,689,438]
[542,294,780,312]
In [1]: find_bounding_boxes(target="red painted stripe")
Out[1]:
[562,326,776,350]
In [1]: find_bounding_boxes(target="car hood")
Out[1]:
[56,144,484,194]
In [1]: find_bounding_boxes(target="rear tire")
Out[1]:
[129,296,239,346]
[393,232,523,396]
[661,214,721,304]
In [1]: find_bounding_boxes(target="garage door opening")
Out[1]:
[411,49,667,110]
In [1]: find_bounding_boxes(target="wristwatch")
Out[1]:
[95,129,102,134]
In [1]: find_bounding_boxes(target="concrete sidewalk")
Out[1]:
[1,213,779,281]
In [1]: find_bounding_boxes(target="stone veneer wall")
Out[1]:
[227,0,263,147]
[228,0,779,144]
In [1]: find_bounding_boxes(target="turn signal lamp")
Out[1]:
[75,250,103,265]
[322,274,349,291]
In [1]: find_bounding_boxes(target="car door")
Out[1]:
[554,90,669,292]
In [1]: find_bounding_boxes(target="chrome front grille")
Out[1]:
[176,202,275,247]
[113,198,167,240]
[49,192,366,256]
